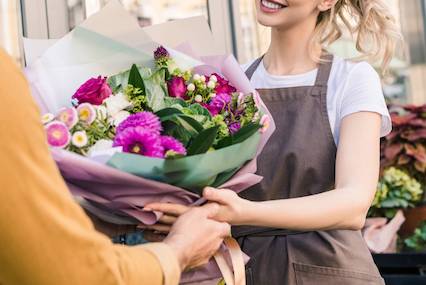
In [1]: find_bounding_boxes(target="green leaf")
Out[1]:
[162,121,192,147]
[189,104,212,118]
[187,126,219,156]
[176,115,204,133]
[216,123,261,149]
[144,69,167,112]
[164,97,189,108]
[128,64,145,90]
[108,66,151,93]
[155,108,183,121]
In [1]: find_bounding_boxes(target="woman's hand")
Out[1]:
[203,187,251,225]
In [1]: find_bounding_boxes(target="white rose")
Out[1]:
[112,110,131,126]
[88,139,122,161]
[104,92,132,116]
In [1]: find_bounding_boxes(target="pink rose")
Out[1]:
[72,76,112,106]
[167,76,188,99]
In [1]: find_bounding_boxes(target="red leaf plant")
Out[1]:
[381,105,426,200]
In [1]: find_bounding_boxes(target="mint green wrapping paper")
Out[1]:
[107,132,261,194]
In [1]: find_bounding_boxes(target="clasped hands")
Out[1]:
[141,187,248,240]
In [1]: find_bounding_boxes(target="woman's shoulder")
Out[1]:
[331,55,380,83]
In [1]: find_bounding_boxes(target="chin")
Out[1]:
[255,0,289,28]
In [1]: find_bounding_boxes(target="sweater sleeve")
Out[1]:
[0,49,180,285]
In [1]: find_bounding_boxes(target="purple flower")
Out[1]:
[72,76,112,106]
[45,121,71,148]
[113,127,164,158]
[204,93,232,116]
[154,46,170,61]
[228,122,241,134]
[167,76,188,99]
[116,112,162,135]
[161,136,187,157]
[208,73,236,96]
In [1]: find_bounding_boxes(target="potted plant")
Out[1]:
[369,167,423,219]
[403,221,426,252]
[380,105,426,236]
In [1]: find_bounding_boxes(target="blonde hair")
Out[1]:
[311,0,402,74]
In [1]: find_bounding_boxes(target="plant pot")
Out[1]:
[399,205,426,238]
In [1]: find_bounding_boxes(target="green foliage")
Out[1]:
[216,123,262,149]
[404,221,426,252]
[128,64,145,90]
[239,93,259,126]
[67,114,114,156]
[125,85,147,114]
[143,69,167,112]
[369,167,423,218]
[187,126,219,156]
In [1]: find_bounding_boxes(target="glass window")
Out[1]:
[67,0,209,30]
[238,0,270,63]
[0,0,22,65]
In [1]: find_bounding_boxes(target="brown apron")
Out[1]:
[232,55,385,285]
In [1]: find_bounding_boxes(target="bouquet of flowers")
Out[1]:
[42,46,269,195]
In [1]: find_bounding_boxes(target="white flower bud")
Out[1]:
[210,93,217,98]
[187,83,196,92]
[193,74,201,81]
[194,95,203,103]
[207,81,216,89]
[200,75,206,82]
[210,75,218,83]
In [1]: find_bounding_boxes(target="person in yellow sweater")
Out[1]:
[0,49,230,285]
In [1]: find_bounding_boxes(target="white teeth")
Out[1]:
[261,0,284,10]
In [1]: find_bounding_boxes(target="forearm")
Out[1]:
[240,187,372,231]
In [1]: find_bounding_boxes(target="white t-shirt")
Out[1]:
[242,56,392,145]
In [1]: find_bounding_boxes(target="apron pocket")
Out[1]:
[293,263,384,285]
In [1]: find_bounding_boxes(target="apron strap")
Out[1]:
[245,55,264,81]
[314,54,334,87]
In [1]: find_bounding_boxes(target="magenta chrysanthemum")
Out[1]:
[161,136,187,157]
[113,127,164,158]
[45,121,71,148]
[116,112,162,135]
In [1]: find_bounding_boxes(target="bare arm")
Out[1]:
[205,112,381,231]
[145,112,382,232]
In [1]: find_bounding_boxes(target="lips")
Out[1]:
[260,0,287,13]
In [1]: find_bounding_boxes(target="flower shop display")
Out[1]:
[368,167,423,219]
[381,105,426,194]
[404,221,426,252]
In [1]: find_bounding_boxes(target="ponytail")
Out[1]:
[311,0,402,74]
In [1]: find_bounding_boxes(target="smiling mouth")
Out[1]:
[261,0,287,11]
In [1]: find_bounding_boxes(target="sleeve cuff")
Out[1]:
[142,243,181,285]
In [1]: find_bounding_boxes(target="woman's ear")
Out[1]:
[317,0,338,12]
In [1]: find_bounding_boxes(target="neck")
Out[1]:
[264,20,321,76]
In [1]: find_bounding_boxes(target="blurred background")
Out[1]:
[0,0,416,105]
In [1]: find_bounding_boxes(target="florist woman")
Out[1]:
[145,0,401,284]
